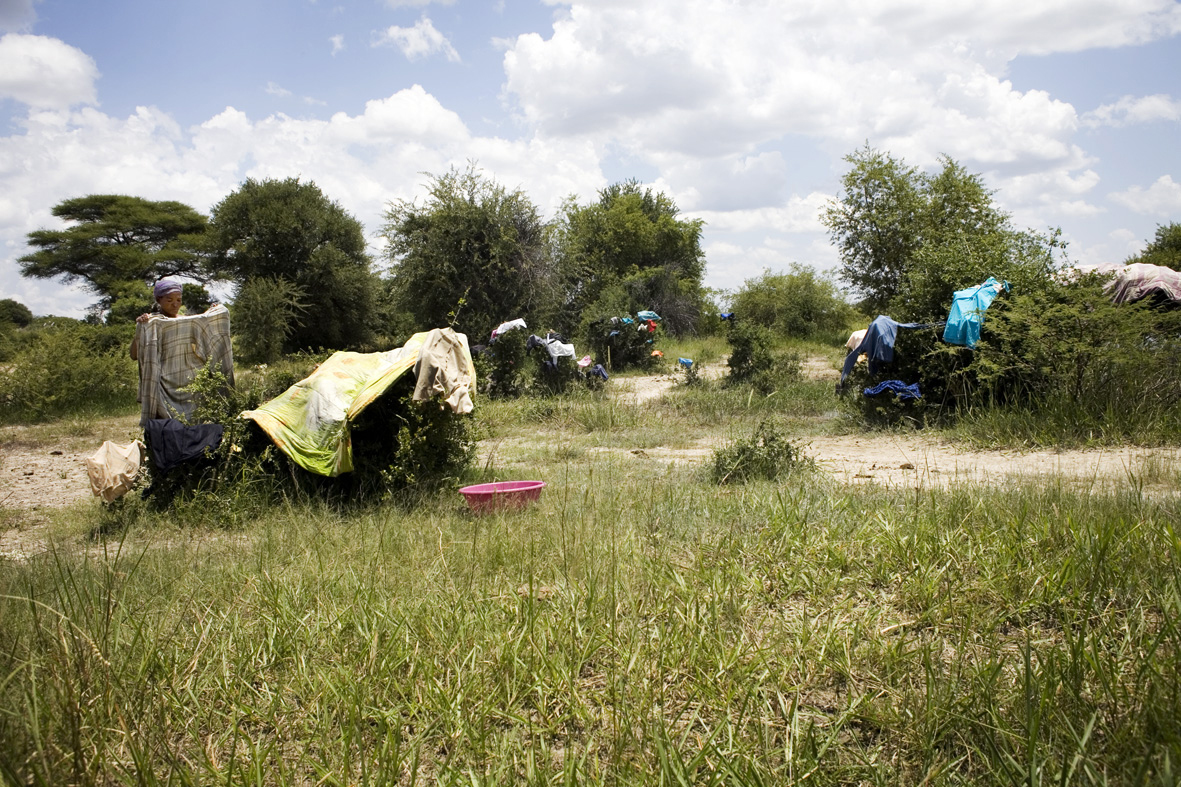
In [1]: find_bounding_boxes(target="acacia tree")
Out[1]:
[381,165,560,340]
[208,177,376,353]
[558,180,706,335]
[19,194,209,320]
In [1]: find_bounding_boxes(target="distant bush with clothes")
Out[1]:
[584,314,663,372]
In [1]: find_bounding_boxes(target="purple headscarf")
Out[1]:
[154,279,183,299]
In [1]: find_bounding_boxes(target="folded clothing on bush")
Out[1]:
[144,419,224,474]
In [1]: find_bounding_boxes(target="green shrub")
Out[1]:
[231,276,308,364]
[710,419,812,484]
[963,275,1181,441]
[532,353,579,396]
[0,323,137,423]
[725,319,774,384]
[483,328,531,398]
[730,265,856,339]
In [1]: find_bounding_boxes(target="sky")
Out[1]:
[0,0,1179,318]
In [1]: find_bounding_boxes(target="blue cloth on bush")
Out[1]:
[840,315,937,384]
[144,418,223,473]
[621,317,634,324]
[943,277,1009,348]
[637,310,660,321]
[863,380,922,400]
[719,312,734,321]
[678,357,693,367]
[589,364,608,381]
[608,330,620,338]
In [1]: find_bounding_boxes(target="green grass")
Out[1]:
[2,380,1181,784]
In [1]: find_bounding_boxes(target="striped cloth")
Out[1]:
[135,305,234,426]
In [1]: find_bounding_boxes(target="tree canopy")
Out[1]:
[208,177,376,353]
[0,298,34,327]
[559,180,706,335]
[823,146,1061,320]
[18,194,209,320]
[381,166,559,340]
[1127,222,1181,270]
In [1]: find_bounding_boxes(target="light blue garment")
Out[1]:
[943,277,1009,348]
[678,357,693,367]
[637,310,661,321]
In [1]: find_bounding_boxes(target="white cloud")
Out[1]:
[1110,175,1181,216]
[372,17,460,62]
[329,34,344,55]
[0,34,98,108]
[265,81,292,98]
[1082,94,1181,127]
[499,0,1177,241]
[0,88,604,316]
[381,0,454,7]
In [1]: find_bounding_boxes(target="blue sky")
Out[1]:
[1,0,1179,317]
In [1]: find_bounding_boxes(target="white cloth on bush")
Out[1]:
[85,440,144,502]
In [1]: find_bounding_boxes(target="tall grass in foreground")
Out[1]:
[2,462,1179,785]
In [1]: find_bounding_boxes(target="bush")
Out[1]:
[483,329,531,398]
[0,322,137,423]
[711,420,812,484]
[730,265,856,339]
[964,275,1181,440]
[725,319,774,383]
[143,353,476,513]
[532,354,579,396]
[585,315,662,372]
[231,277,308,364]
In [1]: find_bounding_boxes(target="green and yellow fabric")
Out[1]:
[242,328,475,476]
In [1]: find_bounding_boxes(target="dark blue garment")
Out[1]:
[863,380,921,400]
[719,312,734,321]
[840,315,936,384]
[144,418,223,473]
[589,364,608,381]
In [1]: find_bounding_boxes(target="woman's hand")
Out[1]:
[136,313,152,324]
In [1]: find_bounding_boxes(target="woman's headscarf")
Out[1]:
[154,279,183,299]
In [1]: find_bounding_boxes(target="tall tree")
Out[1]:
[381,165,559,339]
[821,146,924,314]
[823,147,1060,320]
[559,179,706,335]
[208,177,376,353]
[19,195,208,320]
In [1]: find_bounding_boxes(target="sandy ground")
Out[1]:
[3,358,1178,559]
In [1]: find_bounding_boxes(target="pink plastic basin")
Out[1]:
[460,480,546,514]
